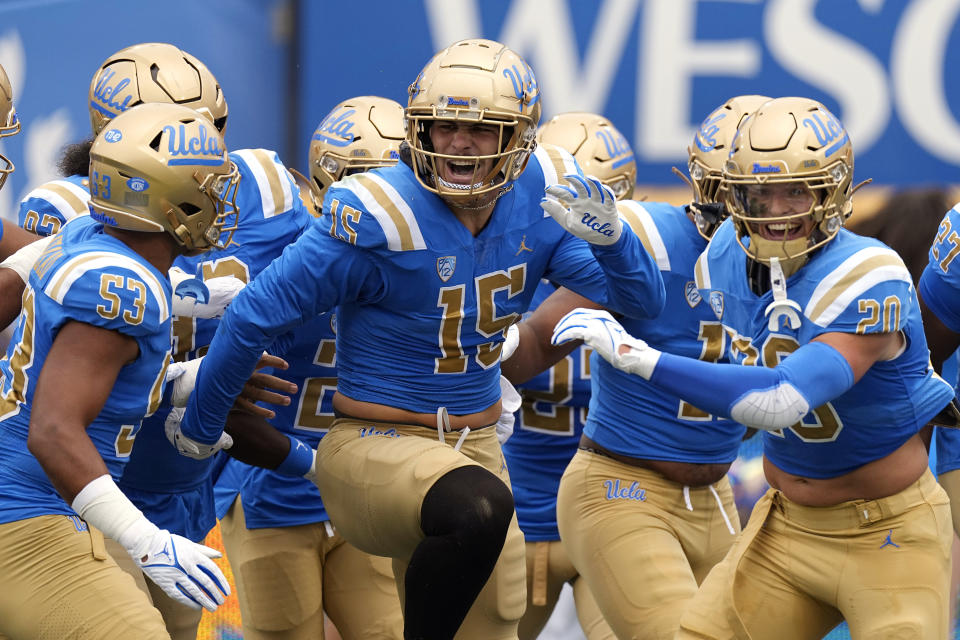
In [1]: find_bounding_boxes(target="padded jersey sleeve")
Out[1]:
[800,245,914,336]
[43,254,169,339]
[18,177,91,237]
[544,222,664,319]
[181,194,387,444]
[920,205,960,332]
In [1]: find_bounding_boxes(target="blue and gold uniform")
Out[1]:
[0,216,172,638]
[502,280,613,640]
[181,142,664,640]
[18,175,91,236]
[669,219,955,639]
[556,202,744,640]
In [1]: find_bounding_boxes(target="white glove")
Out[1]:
[540,174,622,245]
[496,375,522,444]
[129,526,230,612]
[501,324,520,361]
[71,475,229,613]
[165,406,233,459]
[165,357,203,407]
[551,308,661,379]
[169,267,245,319]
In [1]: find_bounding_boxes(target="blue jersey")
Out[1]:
[215,312,337,528]
[117,149,313,540]
[0,218,172,523]
[185,144,664,441]
[586,202,745,462]
[695,219,954,478]
[18,175,91,236]
[919,203,960,333]
[503,280,591,541]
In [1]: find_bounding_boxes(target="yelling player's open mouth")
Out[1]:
[438,157,488,190]
[759,220,805,242]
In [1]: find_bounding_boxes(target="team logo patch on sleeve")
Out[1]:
[437,256,456,282]
[709,291,724,319]
[684,281,702,308]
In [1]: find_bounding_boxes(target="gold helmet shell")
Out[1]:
[0,63,19,191]
[88,102,240,253]
[723,96,855,276]
[406,38,541,205]
[307,95,404,210]
[537,112,636,200]
[687,95,771,239]
[89,43,228,136]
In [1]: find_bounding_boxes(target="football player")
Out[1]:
[172,38,665,639]
[0,63,50,263]
[554,97,955,639]
[0,103,236,639]
[500,111,639,640]
[213,96,406,640]
[916,189,960,541]
[503,97,768,640]
[0,42,311,640]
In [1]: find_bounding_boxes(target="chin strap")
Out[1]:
[764,257,802,331]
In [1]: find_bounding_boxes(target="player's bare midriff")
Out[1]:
[763,432,929,506]
[579,435,732,486]
[333,391,503,431]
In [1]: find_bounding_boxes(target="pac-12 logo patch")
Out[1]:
[684,281,702,308]
[709,291,724,320]
[437,256,456,282]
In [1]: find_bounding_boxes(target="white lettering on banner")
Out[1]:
[500,0,641,115]
[423,0,481,50]
[766,0,889,158]
[892,0,960,164]
[639,0,761,161]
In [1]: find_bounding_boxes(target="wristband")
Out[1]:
[275,434,316,478]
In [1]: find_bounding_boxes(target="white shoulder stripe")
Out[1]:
[694,240,714,289]
[233,149,295,218]
[618,201,670,270]
[804,247,911,327]
[341,173,426,251]
[44,252,169,323]
[29,180,91,218]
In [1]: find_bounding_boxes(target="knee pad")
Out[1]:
[421,465,514,547]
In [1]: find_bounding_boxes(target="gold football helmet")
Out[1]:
[406,38,541,206]
[88,103,239,253]
[537,112,636,200]
[0,63,19,191]
[89,43,228,136]
[724,97,856,276]
[685,95,770,239]
[306,95,404,210]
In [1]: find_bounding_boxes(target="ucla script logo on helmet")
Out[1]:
[597,128,633,169]
[502,62,540,112]
[694,110,726,152]
[163,123,224,166]
[91,69,134,118]
[803,108,849,158]
[313,107,357,147]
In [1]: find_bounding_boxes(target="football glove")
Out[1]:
[501,323,520,361]
[540,174,622,246]
[131,527,230,612]
[165,357,203,408]
[165,406,233,459]
[551,308,660,379]
[496,375,522,445]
